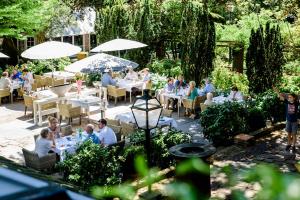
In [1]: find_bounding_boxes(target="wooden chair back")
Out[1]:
[23,94,34,108]
[162,109,173,117]
[200,103,208,112]
[120,122,137,137]
[106,118,120,126]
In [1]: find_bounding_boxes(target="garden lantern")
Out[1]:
[131,89,162,166]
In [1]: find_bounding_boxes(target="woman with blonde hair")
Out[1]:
[187,81,198,100]
[48,116,61,141]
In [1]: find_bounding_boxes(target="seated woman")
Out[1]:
[187,81,198,100]
[35,128,55,157]
[184,81,199,116]
[227,86,243,101]
[48,116,61,140]
[204,92,216,106]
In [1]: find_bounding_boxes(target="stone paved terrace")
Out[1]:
[0,100,202,164]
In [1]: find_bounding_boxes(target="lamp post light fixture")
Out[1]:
[131,89,162,167]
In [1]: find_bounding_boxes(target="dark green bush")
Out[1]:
[58,141,122,189]
[200,102,248,146]
[200,91,285,146]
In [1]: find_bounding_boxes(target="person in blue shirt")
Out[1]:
[11,69,23,81]
[101,69,116,87]
[175,75,187,89]
[199,78,215,96]
[84,124,100,144]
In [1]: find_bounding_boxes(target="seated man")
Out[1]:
[175,75,187,89]
[227,86,243,101]
[11,69,22,81]
[84,124,100,144]
[97,119,117,147]
[35,128,55,157]
[199,78,215,96]
[101,69,116,87]
[0,72,12,89]
[164,77,177,109]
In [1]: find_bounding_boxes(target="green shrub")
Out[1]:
[148,59,182,78]
[283,60,300,75]
[279,75,300,94]
[26,57,71,75]
[58,141,122,189]
[151,73,167,91]
[85,71,102,86]
[211,65,249,95]
[254,90,285,122]
[200,102,248,146]
[152,129,189,168]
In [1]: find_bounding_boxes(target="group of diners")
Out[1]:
[162,76,244,114]
[0,68,34,91]
[34,116,117,160]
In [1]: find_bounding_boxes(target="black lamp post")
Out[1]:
[131,89,162,168]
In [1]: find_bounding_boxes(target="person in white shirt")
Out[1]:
[35,128,55,157]
[47,116,61,140]
[227,86,243,101]
[124,66,138,81]
[21,69,34,92]
[0,72,11,89]
[164,77,177,109]
[204,92,216,106]
[97,119,117,147]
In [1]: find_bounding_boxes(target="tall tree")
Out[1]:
[0,0,51,39]
[246,22,285,94]
[180,1,216,85]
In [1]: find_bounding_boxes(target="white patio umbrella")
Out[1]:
[0,52,9,58]
[65,53,139,73]
[91,38,147,53]
[21,41,81,60]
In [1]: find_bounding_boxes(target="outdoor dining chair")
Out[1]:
[22,148,56,171]
[182,95,206,114]
[120,121,137,137]
[58,103,81,125]
[23,94,57,116]
[60,125,73,136]
[110,125,122,141]
[200,103,208,112]
[162,109,173,117]
[107,85,126,105]
[53,78,65,86]
[106,118,120,126]
[0,88,11,105]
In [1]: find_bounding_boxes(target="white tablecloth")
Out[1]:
[213,95,244,104]
[10,80,22,92]
[116,79,143,92]
[115,112,178,129]
[68,96,104,109]
[55,134,88,161]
